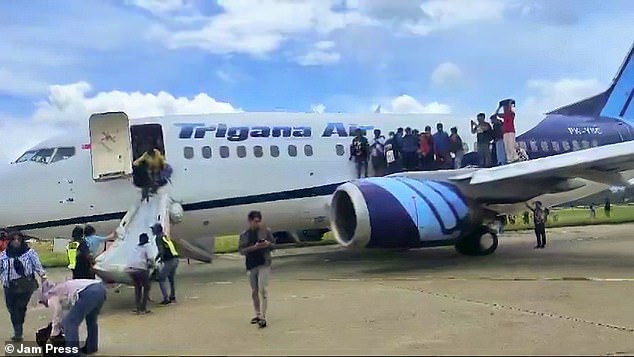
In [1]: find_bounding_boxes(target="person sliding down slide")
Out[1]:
[133,147,167,201]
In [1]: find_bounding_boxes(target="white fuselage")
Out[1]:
[1,112,457,250]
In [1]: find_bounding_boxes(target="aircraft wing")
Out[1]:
[448,141,634,207]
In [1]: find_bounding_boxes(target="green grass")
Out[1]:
[32,205,634,268]
[504,205,634,231]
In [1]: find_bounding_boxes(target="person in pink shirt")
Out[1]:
[40,278,107,355]
[496,99,519,163]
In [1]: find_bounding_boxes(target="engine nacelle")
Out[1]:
[169,202,184,224]
[330,177,474,249]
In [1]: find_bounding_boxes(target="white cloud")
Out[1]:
[403,0,508,35]
[155,0,375,56]
[430,62,463,86]
[0,81,240,163]
[382,94,452,114]
[31,81,240,123]
[0,68,49,96]
[311,104,326,113]
[296,41,341,66]
[519,78,606,133]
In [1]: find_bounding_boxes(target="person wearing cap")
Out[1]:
[40,278,106,355]
[126,233,155,314]
[151,223,179,305]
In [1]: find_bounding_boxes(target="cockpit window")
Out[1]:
[14,151,37,163]
[30,148,55,164]
[14,147,75,164]
[51,147,76,163]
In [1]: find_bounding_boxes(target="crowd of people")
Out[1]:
[349,99,528,178]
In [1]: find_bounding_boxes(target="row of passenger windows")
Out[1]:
[518,139,599,153]
[183,144,347,159]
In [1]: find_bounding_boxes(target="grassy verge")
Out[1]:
[32,205,634,268]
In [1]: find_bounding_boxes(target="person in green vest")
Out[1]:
[151,223,179,305]
[67,226,94,279]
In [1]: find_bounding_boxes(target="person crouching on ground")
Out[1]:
[40,278,106,355]
[238,211,276,328]
[127,233,154,314]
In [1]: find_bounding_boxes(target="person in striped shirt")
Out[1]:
[0,231,47,341]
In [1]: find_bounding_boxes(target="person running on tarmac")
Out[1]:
[83,225,116,257]
[349,129,370,178]
[151,223,179,305]
[67,226,95,279]
[0,231,48,342]
[526,201,548,249]
[238,211,275,328]
[40,278,107,355]
[126,233,154,314]
[133,146,167,199]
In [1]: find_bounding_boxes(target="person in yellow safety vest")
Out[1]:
[67,226,94,280]
[150,223,179,305]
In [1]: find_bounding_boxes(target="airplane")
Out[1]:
[0,41,632,284]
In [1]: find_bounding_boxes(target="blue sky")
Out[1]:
[0,0,633,161]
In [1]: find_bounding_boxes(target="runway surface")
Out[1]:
[4,223,634,355]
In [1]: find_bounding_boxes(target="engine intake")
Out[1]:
[330,177,472,249]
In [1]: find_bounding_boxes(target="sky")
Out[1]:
[1,0,633,162]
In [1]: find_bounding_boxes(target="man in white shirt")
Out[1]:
[40,278,107,355]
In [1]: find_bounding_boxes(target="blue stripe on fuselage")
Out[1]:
[6,182,344,232]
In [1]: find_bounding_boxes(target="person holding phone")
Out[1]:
[238,211,275,328]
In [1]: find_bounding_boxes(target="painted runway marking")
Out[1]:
[394,286,634,334]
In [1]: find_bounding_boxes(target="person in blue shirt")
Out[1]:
[433,123,451,169]
[83,225,116,257]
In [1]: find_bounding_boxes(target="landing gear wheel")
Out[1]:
[455,227,498,256]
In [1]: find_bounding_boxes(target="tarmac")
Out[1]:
[3,223,634,355]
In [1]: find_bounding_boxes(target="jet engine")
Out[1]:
[329,177,498,255]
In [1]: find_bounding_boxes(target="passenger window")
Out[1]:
[518,141,528,151]
[220,146,230,158]
[540,141,549,152]
[237,146,247,158]
[551,141,560,152]
[581,140,590,149]
[288,145,297,157]
[572,140,580,151]
[254,145,263,158]
[304,145,313,156]
[561,141,571,151]
[202,146,212,159]
[270,145,279,157]
[184,146,194,159]
[591,139,599,147]
[336,144,345,156]
[529,140,538,152]
[51,147,76,163]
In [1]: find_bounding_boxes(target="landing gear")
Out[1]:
[455,226,498,256]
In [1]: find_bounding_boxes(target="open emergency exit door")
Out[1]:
[89,112,132,181]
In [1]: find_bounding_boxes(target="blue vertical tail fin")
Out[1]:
[600,41,634,120]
